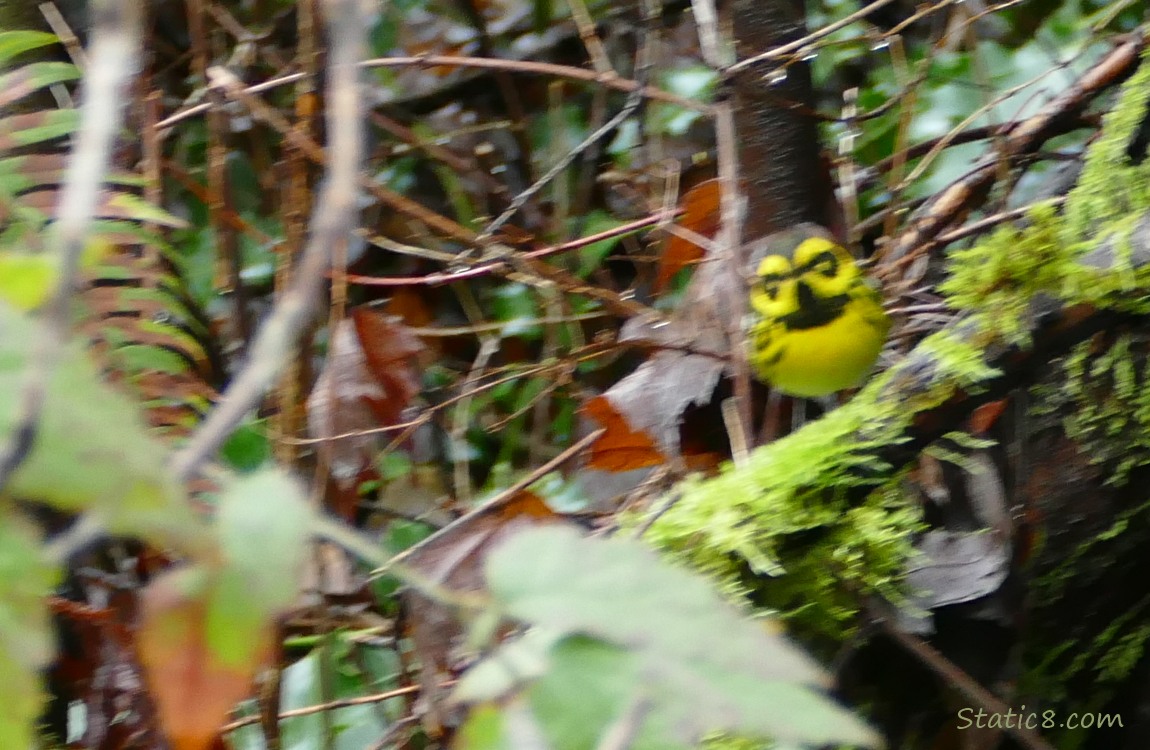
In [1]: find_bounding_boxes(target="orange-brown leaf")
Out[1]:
[655,179,721,293]
[385,286,436,329]
[582,395,666,472]
[352,307,426,427]
[490,490,556,522]
[307,309,426,492]
[969,398,1009,435]
[137,569,274,750]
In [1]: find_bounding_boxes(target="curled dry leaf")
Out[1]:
[968,398,1009,435]
[307,307,425,490]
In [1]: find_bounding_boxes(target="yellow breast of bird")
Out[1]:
[752,297,888,398]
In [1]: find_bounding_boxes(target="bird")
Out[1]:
[746,225,890,398]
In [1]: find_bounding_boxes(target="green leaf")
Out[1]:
[207,469,312,667]
[474,526,882,749]
[0,514,57,750]
[0,30,59,68]
[277,648,391,750]
[457,704,511,750]
[525,636,644,750]
[0,303,203,548]
[453,628,563,703]
[661,65,718,101]
[0,61,81,108]
[0,155,64,194]
[0,110,79,150]
[491,282,542,339]
[110,344,195,377]
[574,211,628,278]
[0,252,55,310]
[103,192,189,228]
[487,525,825,683]
[220,421,271,472]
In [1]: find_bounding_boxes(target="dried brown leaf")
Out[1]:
[655,179,720,293]
[307,309,425,491]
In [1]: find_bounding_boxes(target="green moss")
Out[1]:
[1019,592,1150,750]
[907,327,1002,393]
[939,202,1071,343]
[1064,50,1150,241]
[638,390,923,641]
[1033,334,1150,485]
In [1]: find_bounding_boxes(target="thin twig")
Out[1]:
[565,0,614,74]
[877,33,1143,276]
[692,0,753,452]
[344,212,672,287]
[470,80,646,254]
[221,685,427,732]
[39,2,87,67]
[874,605,1058,750]
[371,428,604,576]
[155,55,709,132]
[452,337,499,505]
[725,0,900,76]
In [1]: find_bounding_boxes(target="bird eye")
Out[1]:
[815,256,838,277]
[758,273,784,299]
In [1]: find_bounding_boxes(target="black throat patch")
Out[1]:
[779,284,849,330]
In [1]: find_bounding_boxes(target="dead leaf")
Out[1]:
[607,244,737,460]
[137,568,275,750]
[969,398,1008,435]
[307,309,425,496]
[655,179,721,293]
[900,529,1011,633]
[307,320,383,489]
[353,307,427,427]
[385,287,436,329]
[582,395,667,472]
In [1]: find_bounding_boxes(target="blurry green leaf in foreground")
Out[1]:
[454,525,881,749]
[138,470,312,745]
[0,252,55,310]
[0,302,202,548]
[208,468,313,667]
[0,239,112,312]
[0,515,58,750]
